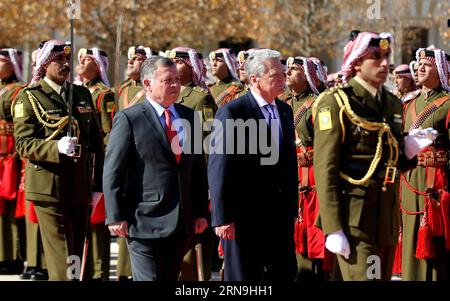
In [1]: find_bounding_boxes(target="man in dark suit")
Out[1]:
[208,49,298,281]
[103,56,209,281]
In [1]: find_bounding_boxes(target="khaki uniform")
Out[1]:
[13,79,104,280]
[313,78,404,280]
[401,89,450,281]
[209,77,240,107]
[117,78,145,111]
[24,200,46,270]
[215,82,248,107]
[177,84,217,281]
[84,79,115,145]
[0,79,26,272]
[84,78,112,281]
[285,91,326,280]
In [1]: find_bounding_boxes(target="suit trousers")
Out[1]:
[33,201,89,281]
[127,228,188,281]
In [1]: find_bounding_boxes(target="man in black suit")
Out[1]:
[103,56,209,281]
[208,49,298,280]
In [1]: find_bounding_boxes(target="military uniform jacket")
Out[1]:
[209,77,240,107]
[117,78,145,111]
[313,78,405,246]
[401,88,450,215]
[84,79,115,144]
[177,84,217,122]
[13,79,104,204]
[216,82,248,107]
[284,91,316,147]
[0,79,25,154]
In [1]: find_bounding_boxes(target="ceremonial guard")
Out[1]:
[214,49,256,106]
[393,64,420,104]
[401,48,450,281]
[77,47,114,280]
[13,40,104,280]
[313,31,428,280]
[0,48,26,275]
[117,46,151,112]
[77,48,115,145]
[168,47,217,280]
[208,48,240,106]
[284,56,333,280]
[19,47,48,280]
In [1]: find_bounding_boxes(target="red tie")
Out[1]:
[164,109,182,163]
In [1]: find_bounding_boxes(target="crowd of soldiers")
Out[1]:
[0,28,449,281]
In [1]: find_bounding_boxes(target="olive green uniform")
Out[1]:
[0,79,26,273]
[215,82,248,107]
[313,78,404,280]
[24,200,46,270]
[401,88,450,281]
[84,79,115,145]
[285,91,326,280]
[13,79,104,280]
[209,77,240,107]
[84,79,112,281]
[177,84,217,281]
[117,78,145,111]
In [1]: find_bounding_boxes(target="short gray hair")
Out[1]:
[244,49,281,79]
[140,56,175,82]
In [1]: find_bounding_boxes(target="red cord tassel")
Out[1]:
[28,201,39,224]
[415,209,435,259]
[392,229,402,274]
[0,200,4,216]
[294,219,306,254]
[440,190,450,250]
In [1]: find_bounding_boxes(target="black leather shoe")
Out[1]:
[31,269,48,281]
[20,268,36,280]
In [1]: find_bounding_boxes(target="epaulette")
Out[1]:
[97,82,112,92]
[231,81,244,88]
[324,83,349,95]
[24,82,40,90]
[193,86,209,94]
[120,78,132,88]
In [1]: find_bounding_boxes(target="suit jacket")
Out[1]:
[208,92,298,236]
[103,100,209,239]
[13,79,104,204]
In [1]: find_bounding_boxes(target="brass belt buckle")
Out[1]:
[384,166,397,184]
[69,144,82,158]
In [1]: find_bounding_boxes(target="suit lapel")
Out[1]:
[141,100,174,159]
[275,98,288,141]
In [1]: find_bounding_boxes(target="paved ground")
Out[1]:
[0,240,398,281]
[0,239,120,281]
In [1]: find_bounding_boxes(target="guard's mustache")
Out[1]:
[60,66,70,73]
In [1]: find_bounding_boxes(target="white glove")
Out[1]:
[325,230,351,259]
[404,128,437,160]
[57,136,77,156]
